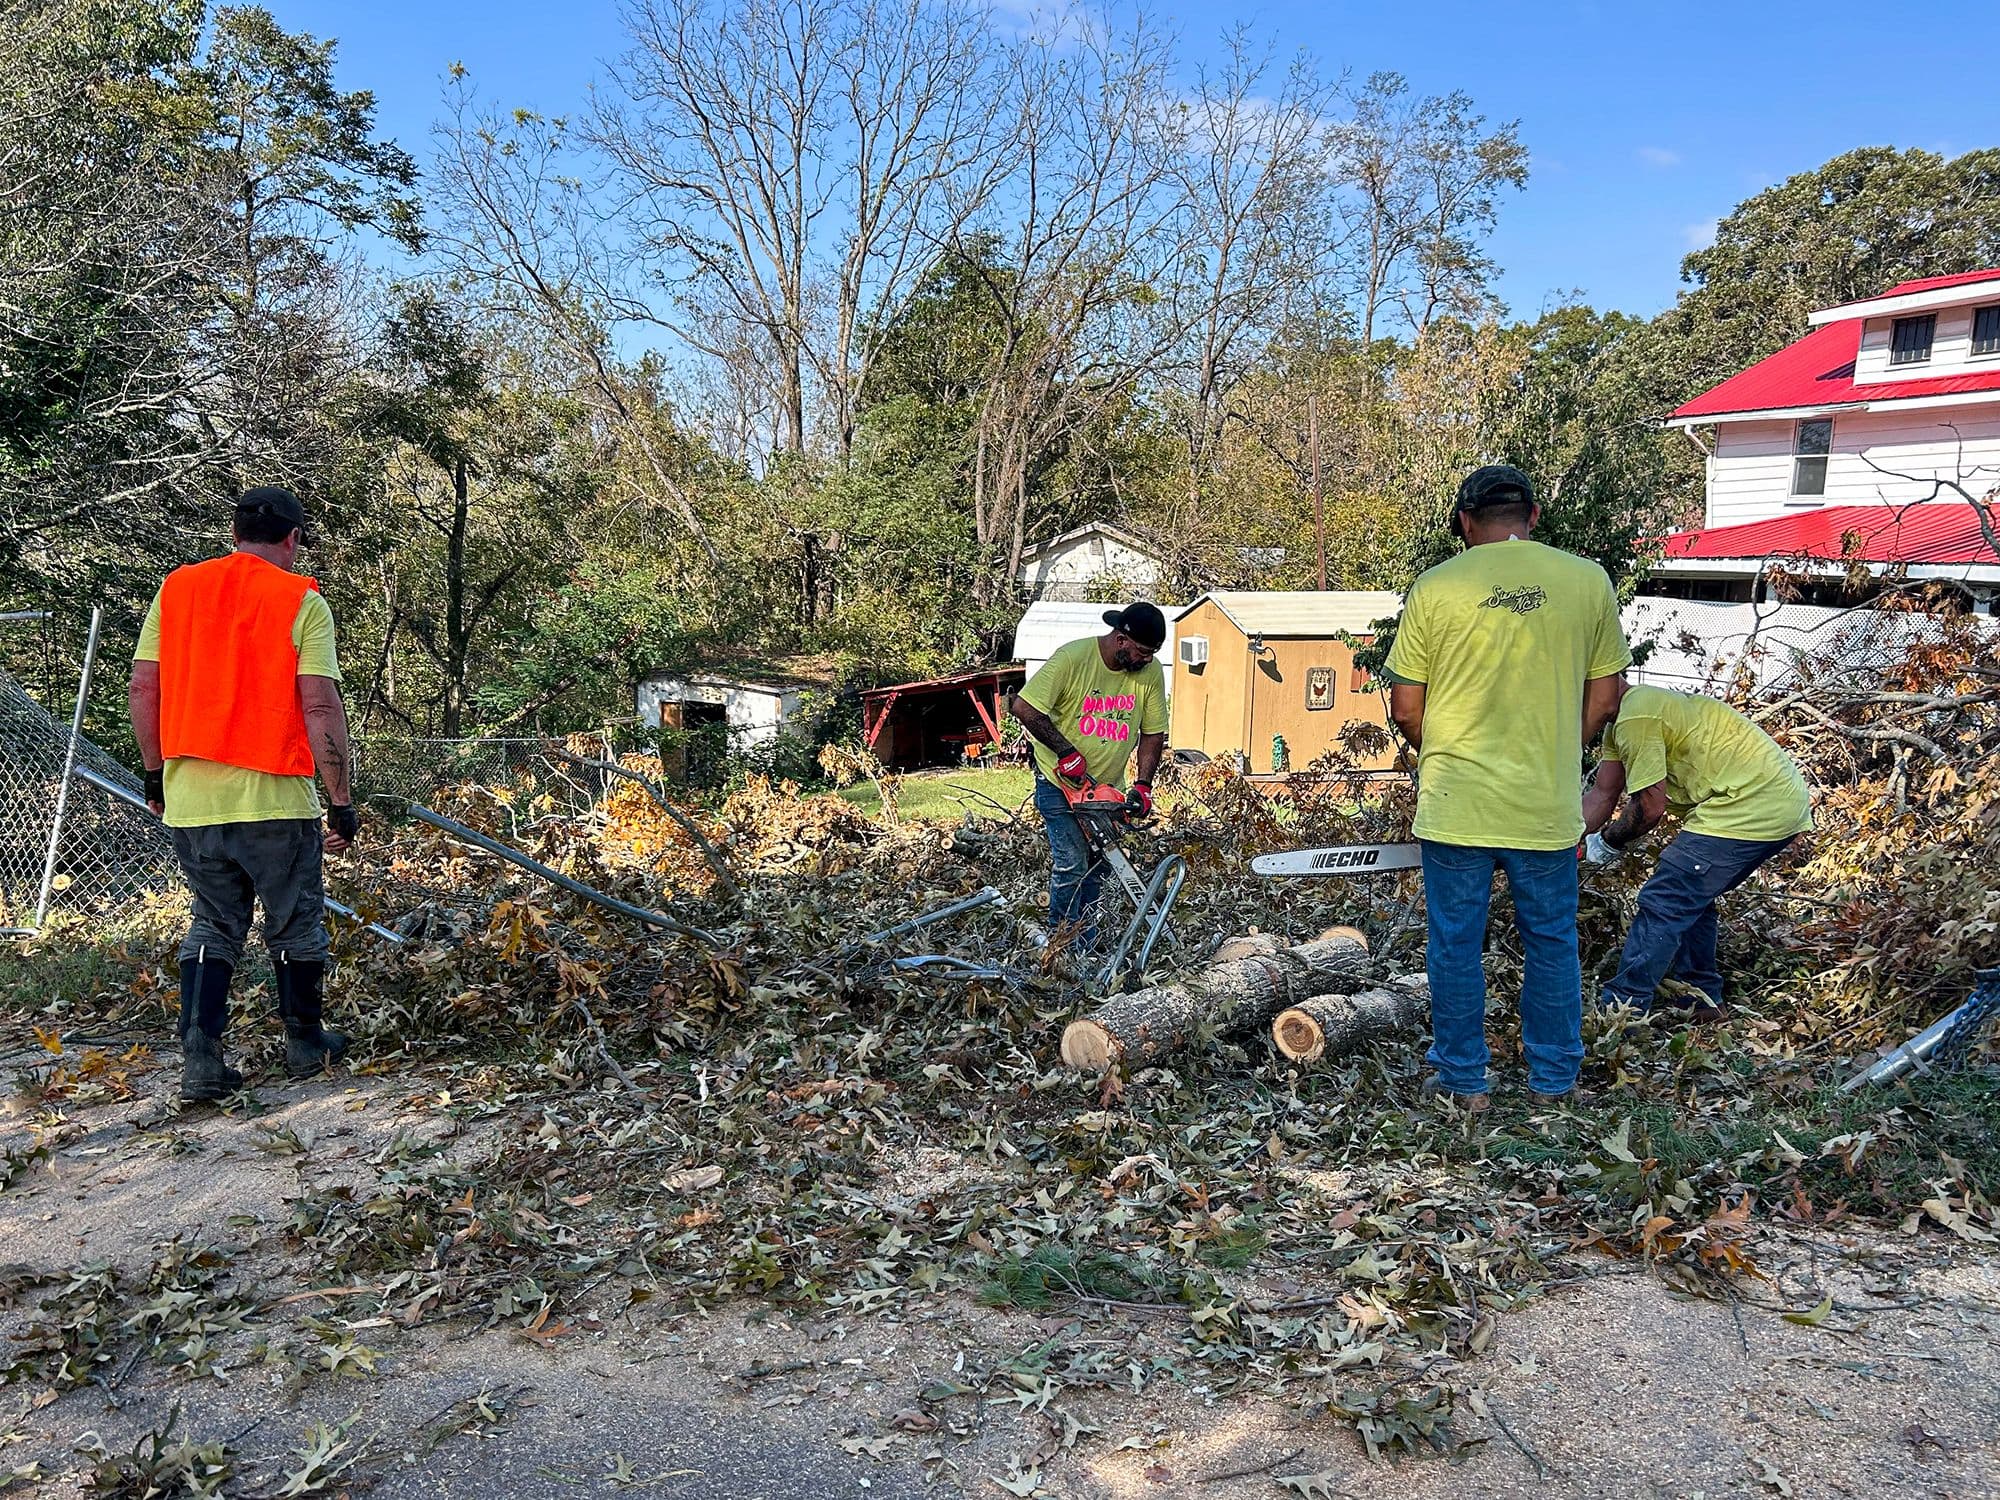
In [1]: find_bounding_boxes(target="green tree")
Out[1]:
[339,291,600,738]
[0,1,421,624]
[1486,306,1676,583]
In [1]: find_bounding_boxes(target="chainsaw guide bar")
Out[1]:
[1251,843,1423,877]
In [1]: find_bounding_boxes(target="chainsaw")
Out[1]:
[1058,776,1185,991]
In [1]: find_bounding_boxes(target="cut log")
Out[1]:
[1271,975,1429,1064]
[1060,929,1371,1074]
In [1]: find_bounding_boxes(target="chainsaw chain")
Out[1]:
[1930,967,2000,1072]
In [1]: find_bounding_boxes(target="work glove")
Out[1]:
[326,803,360,842]
[1583,832,1620,865]
[144,767,165,816]
[1127,781,1154,818]
[1054,750,1089,785]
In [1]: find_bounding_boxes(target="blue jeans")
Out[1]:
[1033,773,1102,946]
[1421,841,1583,1096]
[1604,831,1796,1011]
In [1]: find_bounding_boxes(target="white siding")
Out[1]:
[1707,405,2000,528]
[1019,531,1165,600]
[1854,306,2000,385]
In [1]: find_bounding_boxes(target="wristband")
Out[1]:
[327,803,360,840]
[144,767,165,806]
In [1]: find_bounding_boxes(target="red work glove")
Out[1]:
[1054,750,1089,784]
[1127,781,1154,818]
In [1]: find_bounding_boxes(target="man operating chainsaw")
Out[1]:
[1008,603,1169,949]
[1581,676,1811,1021]
[1385,466,1630,1110]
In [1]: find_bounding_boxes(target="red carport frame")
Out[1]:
[861,666,1024,756]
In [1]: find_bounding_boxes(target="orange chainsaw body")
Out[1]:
[1063,779,1132,815]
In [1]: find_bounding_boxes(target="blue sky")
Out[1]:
[286,0,1998,322]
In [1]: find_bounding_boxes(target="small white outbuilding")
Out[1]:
[633,660,830,751]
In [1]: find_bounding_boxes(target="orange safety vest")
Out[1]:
[156,552,321,777]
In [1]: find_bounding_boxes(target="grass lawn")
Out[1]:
[835,766,1035,822]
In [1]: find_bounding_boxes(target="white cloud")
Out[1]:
[1637,146,1682,169]
[1682,217,1719,251]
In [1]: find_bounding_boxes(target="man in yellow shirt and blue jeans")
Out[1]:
[1583,677,1812,1021]
[1008,604,1169,948]
[1386,467,1630,1108]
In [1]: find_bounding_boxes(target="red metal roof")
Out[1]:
[859,664,1024,701]
[1856,268,2000,301]
[1661,503,2000,566]
[1672,266,2000,421]
[1670,320,2000,421]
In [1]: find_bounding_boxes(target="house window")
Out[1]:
[1791,418,1831,497]
[1890,314,1936,365]
[1974,306,2000,357]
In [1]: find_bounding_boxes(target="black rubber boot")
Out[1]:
[274,956,348,1080]
[178,954,242,1101]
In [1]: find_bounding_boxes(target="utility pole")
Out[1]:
[1308,395,1326,591]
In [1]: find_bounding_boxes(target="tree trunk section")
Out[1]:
[1060,927,1370,1074]
[1272,975,1429,1064]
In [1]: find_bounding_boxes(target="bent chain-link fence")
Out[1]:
[0,665,181,930]
[0,659,627,934]
[354,732,618,819]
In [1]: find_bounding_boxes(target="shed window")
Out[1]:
[1791,418,1831,498]
[1890,314,1935,366]
[1974,306,2000,357]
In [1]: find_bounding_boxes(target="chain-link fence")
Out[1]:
[353,731,622,818]
[0,664,180,930]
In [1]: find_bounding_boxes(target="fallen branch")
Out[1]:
[1789,700,1949,762]
[1196,1447,1305,1484]
[406,803,716,945]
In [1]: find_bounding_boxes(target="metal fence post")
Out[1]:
[32,606,103,929]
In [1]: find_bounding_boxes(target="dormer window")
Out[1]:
[1974,306,2000,357]
[1791,418,1831,497]
[1890,314,1936,365]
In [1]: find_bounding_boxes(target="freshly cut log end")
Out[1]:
[1211,932,1284,963]
[1271,978,1430,1066]
[1273,1003,1332,1062]
[1316,924,1369,949]
[1060,1019,1118,1073]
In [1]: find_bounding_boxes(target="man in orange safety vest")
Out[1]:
[128,487,361,1101]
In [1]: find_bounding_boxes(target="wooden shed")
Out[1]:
[1170,591,1402,773]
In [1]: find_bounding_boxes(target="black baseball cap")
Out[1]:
[235,485,311,545]
[1455,464,1536,516]
[1451,465,1537,538]
[1102,601,1167,652]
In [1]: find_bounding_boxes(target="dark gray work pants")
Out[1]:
[170,820,329,967]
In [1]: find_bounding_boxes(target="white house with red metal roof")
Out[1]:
[1659,268,2000,610]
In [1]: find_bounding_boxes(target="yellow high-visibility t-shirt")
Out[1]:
[1385,538,1630,850]
[1603,684,1812,843]
[1020,637,1168,788]
[135,587,341,828]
